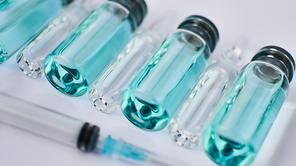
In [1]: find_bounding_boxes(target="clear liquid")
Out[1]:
[44,3,133,96]
[202,62,289,166]
[168,60,238,148]
[88,31,161,113]
[121,30,210,131]
[0,0,62,64]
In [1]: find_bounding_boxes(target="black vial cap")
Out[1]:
[251,46,295,82]
[77,123,100,152]
[62,0,74,6]
[109,0,147,30]
[178,15,219,53]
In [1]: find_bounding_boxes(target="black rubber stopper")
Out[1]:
[178,15,219,53]
[109,0,147,30]
[62,0,74,6]
[252,45,295,82]
[77,123,100,152]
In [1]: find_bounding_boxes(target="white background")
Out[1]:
[0,0,296,165]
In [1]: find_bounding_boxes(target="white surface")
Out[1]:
[1,0,296,165]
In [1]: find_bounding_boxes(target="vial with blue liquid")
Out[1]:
[0,0,72,64]
[121,15,219,131]
[44,0,147,97]
[202,46,295,166]
[17,0,102,79]
[168,38,247,148]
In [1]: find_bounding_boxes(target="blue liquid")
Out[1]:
[202,62,289,166]
[121,30,210,131]
[0,0,62,64]
[102,136,147,161]
[44,3,133,96]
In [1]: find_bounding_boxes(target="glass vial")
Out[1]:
[17,0,102,79]
[0,0,72,64]
[168,38,247,148]
[121,15,219,131]
[44,0,147,97]
[88,12,176,114]
[202,46,295,166]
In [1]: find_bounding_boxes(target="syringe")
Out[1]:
[0,92,183,165]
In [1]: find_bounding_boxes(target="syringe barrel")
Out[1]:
[0,93,83,147]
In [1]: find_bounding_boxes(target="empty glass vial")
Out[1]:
[121,15,219,131]
[88,12,176,114]
[202,46,295,166]
[168,38,247,148]
[44,0,147,97]
[0,0,72,64]
[17,0,102,79]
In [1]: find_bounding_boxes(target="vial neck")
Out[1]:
[255,56,290,79]
[182,26,214,53]
[177,15,219,53]
[109,0,147,31]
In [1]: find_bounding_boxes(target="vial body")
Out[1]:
[168,59,237,148]
[17,0,101,79]
[202,61,289,166]
[44,2,134,97]
[121,30,210,131]
[0,0,63,64]
[88,31,162,113]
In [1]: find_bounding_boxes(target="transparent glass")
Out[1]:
[44,2,133,97]
[202,61,290,166]
[17,0,102,79]
[167,38,247,148]
[88,12,175,114]
[0,0,63,64]
[0,93,83,147]
[121,30,210,131]
[168,58,238,148]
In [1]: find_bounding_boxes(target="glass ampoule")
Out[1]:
[167,38,247,148]
[202,46,295,166]
[17,0,102,79]
[121,15,220,131]
[0,0,72,64]
[44,0,147,97]
[88,12,176,114]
